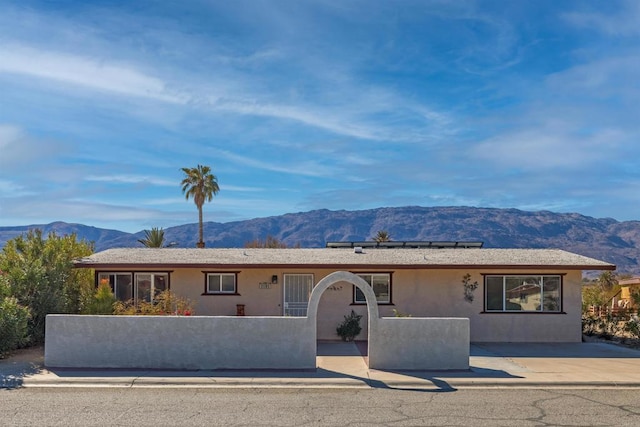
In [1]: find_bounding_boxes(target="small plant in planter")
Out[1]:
[336,310,362,342]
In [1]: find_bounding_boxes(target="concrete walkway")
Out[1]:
[3,341,640,390]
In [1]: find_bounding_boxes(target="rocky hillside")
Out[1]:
[1,206,639,274]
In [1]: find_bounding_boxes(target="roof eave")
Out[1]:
[73,262,616,271]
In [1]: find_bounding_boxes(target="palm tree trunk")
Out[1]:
[197,203,205,248]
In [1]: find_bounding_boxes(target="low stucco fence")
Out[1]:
[45,315,315,370]
[45,314,469,370]
[46,271,470,370]
[372,317,469,370]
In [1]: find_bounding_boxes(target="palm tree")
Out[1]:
[138,227,166,248]
[373,230,391,243]
[181,164,219,248]
[597,271,618,292]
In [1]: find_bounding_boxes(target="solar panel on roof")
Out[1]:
[378,242,405,248]
[326,241,484,249]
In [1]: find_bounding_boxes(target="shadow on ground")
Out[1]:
[472,342,640,358]
[0,346,44,389]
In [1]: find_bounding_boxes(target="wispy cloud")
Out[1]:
[0,179,26,196]
[563,0,640,36]
[211,148,336,178]
[85,174,176,187]
[0,124,69,173]
[472,127,625,171]
[0,44,186,103]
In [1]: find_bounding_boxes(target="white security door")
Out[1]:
[283,274,314,316]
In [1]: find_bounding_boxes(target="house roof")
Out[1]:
[74,247,616,271]
[619,277,640,286]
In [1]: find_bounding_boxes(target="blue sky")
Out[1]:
[1,1,639,233]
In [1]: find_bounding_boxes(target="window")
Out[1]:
[485,275,561,312]
[134,273,169,302]
[97,272,170,303]
[98,273,133,301]
[206,273,237,294]
[353,273,391,304]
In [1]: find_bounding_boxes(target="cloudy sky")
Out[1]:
[1,1,639,232]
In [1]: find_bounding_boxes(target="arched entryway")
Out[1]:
[307,271,379,365]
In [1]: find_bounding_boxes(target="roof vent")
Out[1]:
[354,246,363,254]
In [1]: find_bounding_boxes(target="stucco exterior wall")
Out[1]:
[95,267,584,342]
[170,269,285,316]
[470,270,583,342]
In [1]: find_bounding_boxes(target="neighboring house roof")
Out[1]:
[619,277,640,287]
[74,248,615,271]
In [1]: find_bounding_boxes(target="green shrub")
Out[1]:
[624,318,640,340]
[336,310,362,342]
[0,229,94,343]
[113,290,195,315]
[0,297,31,357]
[84,281,116,315]
[582,314,602,336]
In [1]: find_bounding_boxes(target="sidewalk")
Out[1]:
[3,341,640,390]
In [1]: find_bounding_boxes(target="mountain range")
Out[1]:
[1,206,639,275]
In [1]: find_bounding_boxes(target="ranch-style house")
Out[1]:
[73,242,615,342]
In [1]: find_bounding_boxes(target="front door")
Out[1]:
[283,274,314,316]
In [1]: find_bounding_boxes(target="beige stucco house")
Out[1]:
[616,277,640,309]
[74,244,615,343]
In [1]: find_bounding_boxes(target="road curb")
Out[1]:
[13,376,640,390]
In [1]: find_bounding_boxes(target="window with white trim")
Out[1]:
[485,275,561,312]
[353,273,391,304]
[206,273,237,294]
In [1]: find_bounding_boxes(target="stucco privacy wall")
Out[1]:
[46,272,471,370]
[309,272,469,370]
[371,318,470,370]
[45,315,314,369]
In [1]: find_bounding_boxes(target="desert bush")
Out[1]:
[624,317,640,340]
[0,297,31,357]
[582,315,601,336]
[113,290,194,315]
[0,230,94,343]
[84,280,117,315]
[582,312,626,340]
[336,310,362,341]
[599,312,622,339]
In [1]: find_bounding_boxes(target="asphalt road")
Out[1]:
[2,388,640,426]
